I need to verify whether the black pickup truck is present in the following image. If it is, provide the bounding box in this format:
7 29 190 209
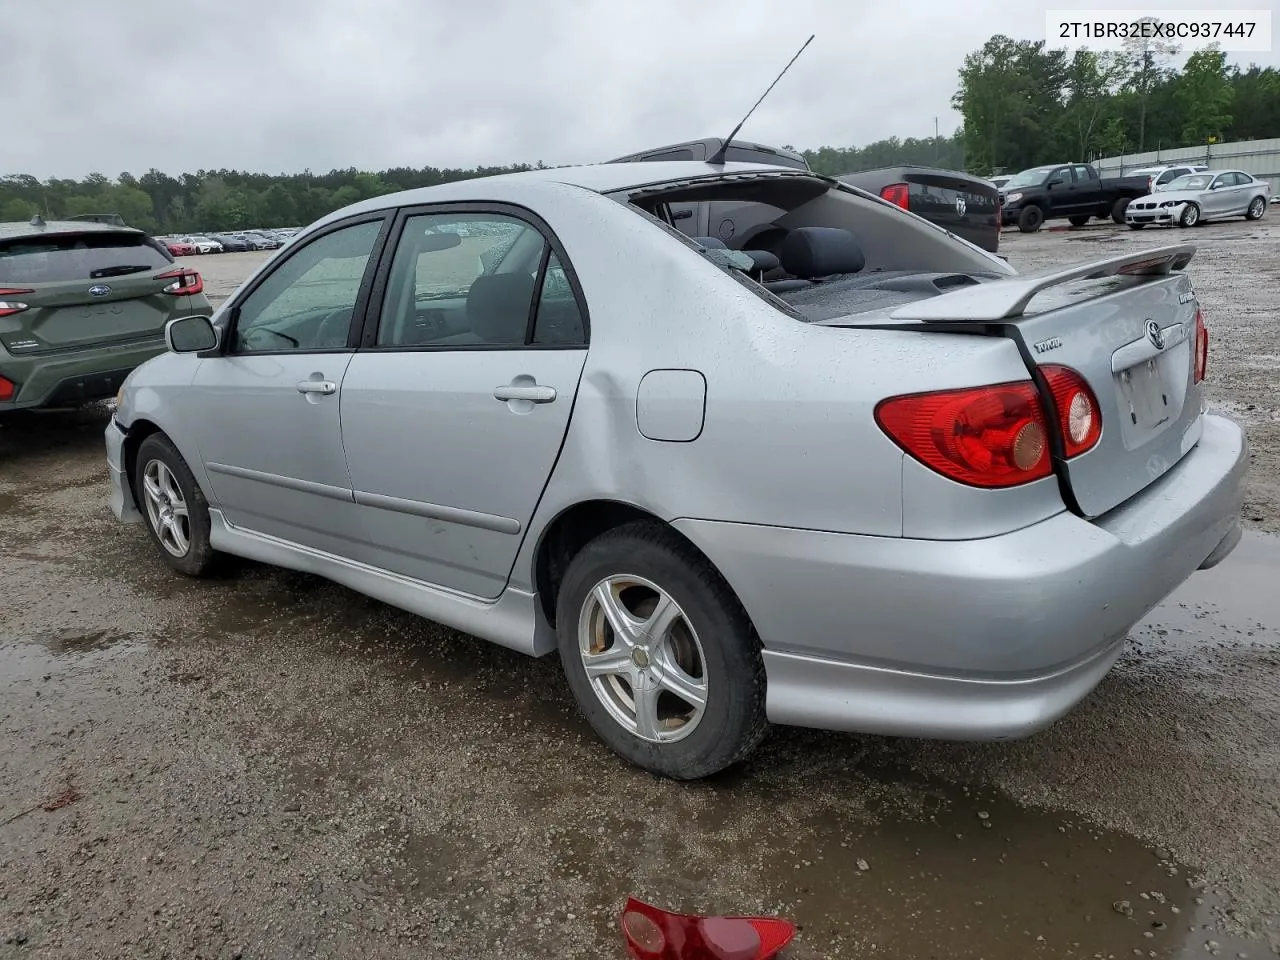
998 163 1152 232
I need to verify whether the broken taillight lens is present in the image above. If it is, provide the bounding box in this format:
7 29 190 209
620 898 796 960
1194 308 1208 384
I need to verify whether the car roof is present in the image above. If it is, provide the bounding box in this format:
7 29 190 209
0 219 143 241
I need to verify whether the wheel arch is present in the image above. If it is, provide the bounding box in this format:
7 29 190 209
531 499 746 633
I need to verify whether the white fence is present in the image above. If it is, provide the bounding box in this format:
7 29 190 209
1090 137 1280 193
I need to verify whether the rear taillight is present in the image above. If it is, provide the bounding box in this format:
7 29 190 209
620 898 795 960
0 375 15 401
875 381 1052 488
1194 308 1208 383
880 182 910 210
0 288 33 318
1041 365 1102 457
155 268 204 296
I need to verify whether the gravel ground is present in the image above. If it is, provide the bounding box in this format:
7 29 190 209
1 220 1278 960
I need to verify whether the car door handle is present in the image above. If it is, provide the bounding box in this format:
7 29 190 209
296 379 336 395
493 384 556 403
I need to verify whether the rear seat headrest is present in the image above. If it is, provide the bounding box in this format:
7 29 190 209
780 227 865 279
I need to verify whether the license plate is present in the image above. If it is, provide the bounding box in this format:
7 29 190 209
1118 359 1170 429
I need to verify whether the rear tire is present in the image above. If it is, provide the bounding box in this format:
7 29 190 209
1068 215 1090 227
1111 197 1131 224
134 433 219 577
1179 203 1201 228
1017 205 1044 232
555 521 768 780
1246 196 1266 220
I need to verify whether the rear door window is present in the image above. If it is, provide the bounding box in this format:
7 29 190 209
0 232 172 284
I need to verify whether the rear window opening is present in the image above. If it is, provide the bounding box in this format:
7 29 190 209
615 172 1012 322
0 232 173 285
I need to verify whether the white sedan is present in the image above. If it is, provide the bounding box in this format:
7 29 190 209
1125 169 1271 228
179 235 225 254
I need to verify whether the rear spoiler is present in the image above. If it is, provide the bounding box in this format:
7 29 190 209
889 243 1196 322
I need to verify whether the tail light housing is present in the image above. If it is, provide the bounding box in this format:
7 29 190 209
1041 365 1102 457
155 268 204 296
0 375 15 402
880 182 910 210
875 382 1052 488
0 288 33 318
1194 308 1208 383
620 898 795 960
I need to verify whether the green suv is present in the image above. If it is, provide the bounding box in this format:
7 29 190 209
0 217 212 415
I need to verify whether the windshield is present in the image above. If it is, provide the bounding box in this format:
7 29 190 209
1003 167 1057 189
0 232 172 283
1166 174 1212 192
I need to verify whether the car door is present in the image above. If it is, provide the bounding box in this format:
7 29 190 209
1203 173 1235 217
186 214 390 557
1044 167 1074 212
339 206 589 599
1222 172 1253 215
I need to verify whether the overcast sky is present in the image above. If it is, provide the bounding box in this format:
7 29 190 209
8 0 1277 180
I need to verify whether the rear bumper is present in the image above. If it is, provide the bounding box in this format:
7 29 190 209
0 338 166 412
672 413 1247 740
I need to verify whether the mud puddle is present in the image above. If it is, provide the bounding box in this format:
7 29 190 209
1131 531 1280 660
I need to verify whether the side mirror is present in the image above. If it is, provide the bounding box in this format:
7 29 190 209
166 314 218 353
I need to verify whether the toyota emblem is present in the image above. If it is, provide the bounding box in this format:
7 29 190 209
1145 318 1165 350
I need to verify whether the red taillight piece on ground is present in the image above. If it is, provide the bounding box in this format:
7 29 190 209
1040 365 1102 458
0 288 33 318
155 268 204 296
620 898 796 960
880 182 910 209
875 381 1053 488
0 375 15 401
1194 308 1208 383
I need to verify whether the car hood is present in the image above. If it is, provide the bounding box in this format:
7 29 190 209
1138 190 1199 203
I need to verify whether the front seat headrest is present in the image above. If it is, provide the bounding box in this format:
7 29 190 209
780 227 865 279
467 274 536 344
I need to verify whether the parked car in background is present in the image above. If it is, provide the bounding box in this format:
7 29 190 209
1124 169 1272 228
242 231 282 249
1128 164 1210 194
211 234 250 252
998 163 1152 231
837 166 1001 253
106 160 1242 781
0 217 211 416
179 235 224 254
163 238 197 257
989 175 1012 190
220 233 276 251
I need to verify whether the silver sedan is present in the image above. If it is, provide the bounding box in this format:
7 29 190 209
1125 168 1272 228
106 161 1246 779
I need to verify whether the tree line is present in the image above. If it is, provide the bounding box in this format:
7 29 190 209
3 32 1276 233
954 38 1278 175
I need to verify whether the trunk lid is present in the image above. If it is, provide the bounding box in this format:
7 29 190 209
0 230 183 353
849 245 1204 518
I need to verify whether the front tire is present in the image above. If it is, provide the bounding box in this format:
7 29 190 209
134 433 218 577
1111 197 1131 224
1017 205 1044 232
1128 223 1146 230
1246 196 1266 220
1179 203 1200 228
555 522 768 780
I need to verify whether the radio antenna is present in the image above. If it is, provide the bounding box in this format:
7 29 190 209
707 34 815 165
